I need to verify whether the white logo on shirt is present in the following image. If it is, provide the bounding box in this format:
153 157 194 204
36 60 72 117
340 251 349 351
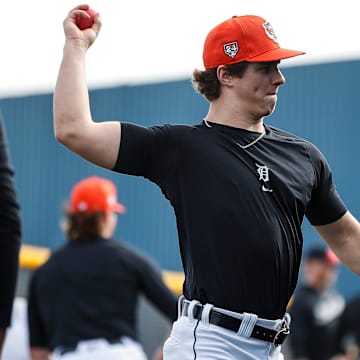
256 163 273 192
314 293 345 326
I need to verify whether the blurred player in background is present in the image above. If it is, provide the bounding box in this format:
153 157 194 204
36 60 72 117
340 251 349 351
0 116 21 358
288 245 345 360
331 291 360 360
27 176 178 360
52 5 360 359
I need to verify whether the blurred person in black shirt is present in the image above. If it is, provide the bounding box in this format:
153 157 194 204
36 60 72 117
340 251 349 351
0 117 21 358
331 292 360 360
289 245 345 360
27 176 178 360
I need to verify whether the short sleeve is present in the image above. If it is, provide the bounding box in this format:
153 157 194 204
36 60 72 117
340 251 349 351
113 123 177 184
305 145 347 226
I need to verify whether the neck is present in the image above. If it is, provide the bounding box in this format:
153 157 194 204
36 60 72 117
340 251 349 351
204 116 265 133
205 105 266 133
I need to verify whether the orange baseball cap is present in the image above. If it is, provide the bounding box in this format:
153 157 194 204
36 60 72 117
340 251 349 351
203 15 305 69
70 176 126 214
306 246 340 266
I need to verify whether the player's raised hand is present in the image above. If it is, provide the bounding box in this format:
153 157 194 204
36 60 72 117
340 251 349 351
63 4 101 49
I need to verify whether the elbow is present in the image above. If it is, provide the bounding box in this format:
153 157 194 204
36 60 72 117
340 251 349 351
53 113 68 145
54 128 75 149
54 126 70 146
53 114 81 148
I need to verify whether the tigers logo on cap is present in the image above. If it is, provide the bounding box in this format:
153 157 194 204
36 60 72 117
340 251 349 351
262 22 278 43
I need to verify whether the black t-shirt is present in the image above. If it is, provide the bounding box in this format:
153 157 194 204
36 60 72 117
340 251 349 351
114 121 346 319
333 293 360 355
0 119 21 328
28 238 178 350
289 285 345 360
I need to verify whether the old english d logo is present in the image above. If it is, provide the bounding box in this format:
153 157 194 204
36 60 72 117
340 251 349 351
255 163 273 193
224 42 239 59
262 22 278 43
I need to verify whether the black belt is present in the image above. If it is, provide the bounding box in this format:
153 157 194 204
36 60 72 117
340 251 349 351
56 337 123 355
181 300 289 346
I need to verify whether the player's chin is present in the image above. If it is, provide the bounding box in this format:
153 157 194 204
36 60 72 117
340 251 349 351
260 105 276 117
263 97 277 115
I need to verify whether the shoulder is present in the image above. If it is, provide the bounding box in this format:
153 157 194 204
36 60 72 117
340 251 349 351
105 239 149 260
119 123 203 156
113 240 161 271
116 240 156 261
30 244 68 278
267 125 313 147
151 123 205 141
123 122 200 133
268 125 327 162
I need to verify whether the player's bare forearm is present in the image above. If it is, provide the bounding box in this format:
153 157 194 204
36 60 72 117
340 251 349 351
53 41 91 143
54 6 121 170
30 347 51 360
315 211 360 275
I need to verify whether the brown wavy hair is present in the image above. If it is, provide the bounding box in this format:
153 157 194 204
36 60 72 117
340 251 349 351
192 62 249 101
61 208 105 241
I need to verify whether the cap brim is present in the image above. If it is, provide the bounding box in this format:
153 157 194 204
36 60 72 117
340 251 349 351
112 203 126 214
247 48 305 62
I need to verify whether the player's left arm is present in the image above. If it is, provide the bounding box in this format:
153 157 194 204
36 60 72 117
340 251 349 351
315 211 360 275
135 252 178 322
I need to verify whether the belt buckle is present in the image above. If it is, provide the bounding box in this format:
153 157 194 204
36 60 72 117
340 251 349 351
273 324 290 346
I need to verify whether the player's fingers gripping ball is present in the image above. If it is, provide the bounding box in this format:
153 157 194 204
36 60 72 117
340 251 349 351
76 8 97 30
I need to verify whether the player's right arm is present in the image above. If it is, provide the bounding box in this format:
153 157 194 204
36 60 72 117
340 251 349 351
53 4 121 170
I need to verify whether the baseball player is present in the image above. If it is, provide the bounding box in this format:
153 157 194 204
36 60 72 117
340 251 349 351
0 117 21 357
53 5 360 359
288 246 345 360
27 176 178 360
332 291 360 360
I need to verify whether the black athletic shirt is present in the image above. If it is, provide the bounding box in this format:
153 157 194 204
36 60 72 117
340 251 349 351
333 293 360 356
289 285 345 360
0 119 21 329
27 238 178 350
114 121 347 319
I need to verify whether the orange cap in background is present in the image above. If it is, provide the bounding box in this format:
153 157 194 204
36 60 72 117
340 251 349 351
203 15 305 69
306 246 340 267
70 176 126 214
325 248 340 266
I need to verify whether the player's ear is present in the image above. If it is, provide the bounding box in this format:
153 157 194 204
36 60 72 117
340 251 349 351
102 211 111 222
217 66 233 86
